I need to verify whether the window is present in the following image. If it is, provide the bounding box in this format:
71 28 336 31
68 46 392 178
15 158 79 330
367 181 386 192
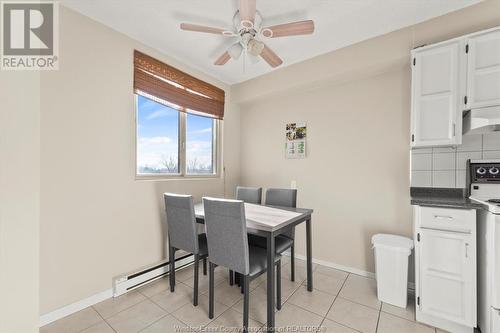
186 113 215 174
136 95 218 177
136 95 180 175
133 50 224 178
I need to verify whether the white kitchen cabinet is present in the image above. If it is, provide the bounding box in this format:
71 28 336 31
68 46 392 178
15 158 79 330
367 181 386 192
466 29 500 109
414 205 476 333
411 40 465 147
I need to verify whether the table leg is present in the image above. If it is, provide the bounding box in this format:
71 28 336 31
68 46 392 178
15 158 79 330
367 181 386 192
306 217 313 292
266 232 275 332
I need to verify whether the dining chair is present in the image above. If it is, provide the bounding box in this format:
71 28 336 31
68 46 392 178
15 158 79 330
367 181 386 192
231 186 262 286
236 186 262 204
250 188 298 281
203 197 282 332
164 193 208 306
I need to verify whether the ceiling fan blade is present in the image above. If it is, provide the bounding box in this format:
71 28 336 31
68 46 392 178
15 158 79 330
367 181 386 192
262 20 315 38
239 0 256 24
180 23 227 35
214 51 231 66
260 44 283 68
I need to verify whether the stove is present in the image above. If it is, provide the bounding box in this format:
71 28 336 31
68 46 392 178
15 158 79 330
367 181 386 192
468 160 500 214
470 160 500 333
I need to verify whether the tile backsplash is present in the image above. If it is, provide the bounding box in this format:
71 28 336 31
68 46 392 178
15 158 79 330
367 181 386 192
411 132 500 188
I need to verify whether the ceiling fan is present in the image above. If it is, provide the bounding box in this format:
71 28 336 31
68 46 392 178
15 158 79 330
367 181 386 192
179 0 315 68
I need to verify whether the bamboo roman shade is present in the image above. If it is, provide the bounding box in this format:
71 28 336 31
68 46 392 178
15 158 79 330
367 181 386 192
134 50 225 119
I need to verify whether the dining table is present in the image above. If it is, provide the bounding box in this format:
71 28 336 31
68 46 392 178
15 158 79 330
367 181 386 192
194 202 314 332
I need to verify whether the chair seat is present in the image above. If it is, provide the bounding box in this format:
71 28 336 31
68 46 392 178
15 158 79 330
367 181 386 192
248 234 294 254
248 245 281 277
197 233 209 255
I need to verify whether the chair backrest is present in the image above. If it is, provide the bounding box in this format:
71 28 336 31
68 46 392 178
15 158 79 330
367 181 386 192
265 188 298 239
164 193 199 254
265 188 297 208
236 186 262 204
203 197 249 275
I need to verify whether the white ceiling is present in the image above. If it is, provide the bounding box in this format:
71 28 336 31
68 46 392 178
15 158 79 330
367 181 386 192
62 0 481 85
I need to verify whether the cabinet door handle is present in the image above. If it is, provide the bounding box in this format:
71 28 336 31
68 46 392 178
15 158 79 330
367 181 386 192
453 123 456 137
434 215 453 220
465 243 469 258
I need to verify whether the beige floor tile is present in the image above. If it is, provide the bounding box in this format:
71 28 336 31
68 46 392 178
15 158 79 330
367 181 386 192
40 307 103 333
326 297 379 333
315 266 349 281
338 274 380 310
174 265 196 282
171 294 228 328
137 277 170 298
254 277 302 301
232 289 276 324
93 291 146 319
149 283 194 313
313 272 345 295
318 319 359 333
377 312 435 333
202 280 244 307
275 303 324 332
180 266 225 293
140 314 187 333
281 258 316 283
381 295 415 321
250 274 266 289
287 285 336 316
206 308 263 332
80 321 115 333
106 299 167 333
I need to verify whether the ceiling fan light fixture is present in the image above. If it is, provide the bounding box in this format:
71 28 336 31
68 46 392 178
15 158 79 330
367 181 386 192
261 28 273 38
228 43 243 60
247 39 264 56
240 19 254 29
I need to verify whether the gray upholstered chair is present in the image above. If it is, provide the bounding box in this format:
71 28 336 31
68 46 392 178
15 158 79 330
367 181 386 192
164 193 208 306
236 186 262 204
231 186 262 286
203 197 282 331
250 188 298 281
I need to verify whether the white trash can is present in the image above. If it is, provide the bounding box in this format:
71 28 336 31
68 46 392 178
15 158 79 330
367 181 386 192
372 234 414 308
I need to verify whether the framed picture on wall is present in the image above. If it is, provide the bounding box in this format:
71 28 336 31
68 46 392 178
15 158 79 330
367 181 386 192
285 122 306 159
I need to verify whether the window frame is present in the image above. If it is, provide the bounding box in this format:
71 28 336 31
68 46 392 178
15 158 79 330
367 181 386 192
134 94 221 180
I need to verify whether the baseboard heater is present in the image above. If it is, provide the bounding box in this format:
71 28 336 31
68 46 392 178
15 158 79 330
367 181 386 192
113 253 194 297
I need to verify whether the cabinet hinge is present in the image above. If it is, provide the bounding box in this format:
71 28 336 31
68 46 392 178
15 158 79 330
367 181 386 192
417 233 420 242
464 96 468 105
466 44 469 53
413 58 416 66
417 297 420 306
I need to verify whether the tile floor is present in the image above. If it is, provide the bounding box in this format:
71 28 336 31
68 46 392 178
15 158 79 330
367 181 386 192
41 257 443 333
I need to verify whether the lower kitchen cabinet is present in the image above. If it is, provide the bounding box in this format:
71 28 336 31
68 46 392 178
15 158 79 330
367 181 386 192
413 205 477 333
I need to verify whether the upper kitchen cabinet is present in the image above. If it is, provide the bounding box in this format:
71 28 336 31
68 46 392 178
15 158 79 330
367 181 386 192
411 40 465 147
466 29 500 110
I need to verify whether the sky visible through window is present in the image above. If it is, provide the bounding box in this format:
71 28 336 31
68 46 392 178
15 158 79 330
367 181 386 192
137 95 214 175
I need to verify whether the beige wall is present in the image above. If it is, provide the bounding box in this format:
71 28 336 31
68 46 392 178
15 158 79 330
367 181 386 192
233 0 500 273
39 7 240 314
0 71 40 332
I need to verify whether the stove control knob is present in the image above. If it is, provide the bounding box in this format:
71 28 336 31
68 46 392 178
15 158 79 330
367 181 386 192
477 167 487 175
489 167 499 175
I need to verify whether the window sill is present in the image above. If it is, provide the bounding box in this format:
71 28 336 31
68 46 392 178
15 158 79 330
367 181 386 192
135 174 221 181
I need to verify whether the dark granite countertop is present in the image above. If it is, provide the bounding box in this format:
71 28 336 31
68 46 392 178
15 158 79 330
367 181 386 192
410 187 485 210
